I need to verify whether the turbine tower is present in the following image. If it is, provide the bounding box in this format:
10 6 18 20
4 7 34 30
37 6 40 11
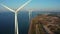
29 10 32 20
28 9 33 34
1 0 32 34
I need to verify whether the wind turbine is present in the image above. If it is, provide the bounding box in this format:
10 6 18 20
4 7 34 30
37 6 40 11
29 10 32 20
1 0 32 34
28 9 33 34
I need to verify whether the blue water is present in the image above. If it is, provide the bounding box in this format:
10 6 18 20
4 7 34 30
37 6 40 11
0 11 60 34
0 11 29 34
0 11 15 34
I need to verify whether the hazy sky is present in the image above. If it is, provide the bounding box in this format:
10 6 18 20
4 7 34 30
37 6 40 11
0 0 60 11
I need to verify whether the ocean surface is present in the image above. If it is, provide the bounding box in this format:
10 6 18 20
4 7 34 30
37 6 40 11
0 11 60 34
0 11 29 34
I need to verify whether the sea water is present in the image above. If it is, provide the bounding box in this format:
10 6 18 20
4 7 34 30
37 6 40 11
0 11 60 34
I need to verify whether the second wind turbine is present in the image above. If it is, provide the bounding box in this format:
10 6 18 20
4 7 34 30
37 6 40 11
1 0 32 34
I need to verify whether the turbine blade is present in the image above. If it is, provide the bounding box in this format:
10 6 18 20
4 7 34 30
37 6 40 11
16 0 32 12
1 4 15 13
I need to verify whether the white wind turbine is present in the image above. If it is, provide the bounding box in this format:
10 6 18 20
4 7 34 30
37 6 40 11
28 9 33 34
1 0 32 34
28 9 34 24
29 10 32 20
